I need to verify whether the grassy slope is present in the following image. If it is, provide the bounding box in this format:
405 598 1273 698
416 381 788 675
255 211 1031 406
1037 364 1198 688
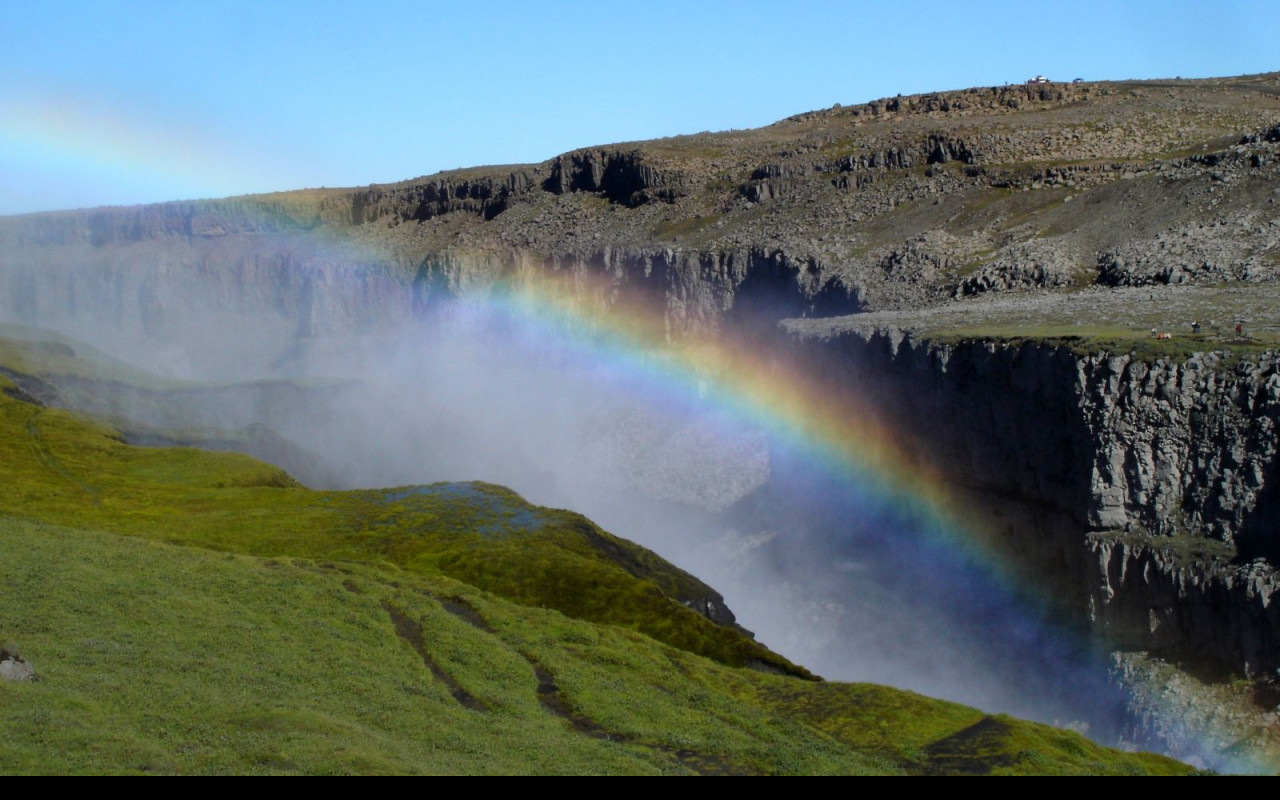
0 341 1194 774
0 518 1191 775
0 363 797 676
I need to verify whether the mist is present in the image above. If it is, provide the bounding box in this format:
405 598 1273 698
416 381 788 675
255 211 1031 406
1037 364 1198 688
1 287 1159 753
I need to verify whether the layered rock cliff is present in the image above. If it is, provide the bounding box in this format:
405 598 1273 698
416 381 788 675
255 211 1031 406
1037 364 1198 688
782 323 1280 680
6 75 1279 355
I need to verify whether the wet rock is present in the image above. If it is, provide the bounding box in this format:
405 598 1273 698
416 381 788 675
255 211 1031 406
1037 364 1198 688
786 326 1280 678
0 647 33 682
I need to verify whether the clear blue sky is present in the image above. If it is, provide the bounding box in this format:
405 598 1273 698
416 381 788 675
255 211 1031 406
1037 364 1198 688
2 0 1276 215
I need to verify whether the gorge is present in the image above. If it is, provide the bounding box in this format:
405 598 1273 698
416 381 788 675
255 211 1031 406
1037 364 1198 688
3 73 1280 771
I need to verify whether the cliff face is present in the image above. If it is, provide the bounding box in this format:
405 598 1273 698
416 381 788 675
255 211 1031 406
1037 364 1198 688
785 326 1280 678
0 217 863 373
7 75 1277 341
1078 351 1280 551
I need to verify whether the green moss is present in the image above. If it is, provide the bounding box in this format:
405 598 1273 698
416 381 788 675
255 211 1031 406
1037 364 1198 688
925 324 1278 364
0 357 803 676
0 517 1194 775
1087 528 1237 569
651 213 721 241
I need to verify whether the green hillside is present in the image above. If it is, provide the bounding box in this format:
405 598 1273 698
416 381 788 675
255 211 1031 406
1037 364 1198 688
0 334 1195 774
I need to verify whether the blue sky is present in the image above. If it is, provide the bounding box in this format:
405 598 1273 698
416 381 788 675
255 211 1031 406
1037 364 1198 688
2 0 1277 215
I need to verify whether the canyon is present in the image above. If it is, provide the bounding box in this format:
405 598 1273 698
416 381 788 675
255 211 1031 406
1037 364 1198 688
3 72 1280 768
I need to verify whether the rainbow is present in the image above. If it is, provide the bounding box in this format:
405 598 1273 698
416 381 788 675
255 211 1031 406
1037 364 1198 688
0 130 1267 765
473 270 1006 577
0 92 278 209
424 267 1273 773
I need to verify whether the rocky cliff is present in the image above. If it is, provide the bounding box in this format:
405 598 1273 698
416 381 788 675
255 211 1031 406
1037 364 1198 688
6 75 1279 353
781 322 1280 681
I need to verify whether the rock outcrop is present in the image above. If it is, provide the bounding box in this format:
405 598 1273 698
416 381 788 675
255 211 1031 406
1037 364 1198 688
544 148 687 206
785 325 1280 678
348 168 540 224
0 645 33 682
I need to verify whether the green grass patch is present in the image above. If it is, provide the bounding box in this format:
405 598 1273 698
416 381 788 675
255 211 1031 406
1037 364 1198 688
0 517 1194 774
0 360 801 676
1087 528 1238 569
925 324 1279 364
651 213 721 240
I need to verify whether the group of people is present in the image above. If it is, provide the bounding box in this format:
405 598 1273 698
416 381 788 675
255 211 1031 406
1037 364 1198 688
1149 320 1247 339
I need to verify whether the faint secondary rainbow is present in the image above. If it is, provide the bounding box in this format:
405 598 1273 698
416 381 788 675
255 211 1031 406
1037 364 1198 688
0 93 281 210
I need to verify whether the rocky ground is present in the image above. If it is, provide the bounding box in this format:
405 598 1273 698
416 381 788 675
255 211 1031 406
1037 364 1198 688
784 282 1280 343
